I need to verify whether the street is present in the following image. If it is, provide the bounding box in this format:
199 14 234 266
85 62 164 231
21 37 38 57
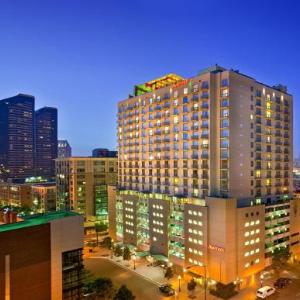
85 256 165 300
84 243 300 300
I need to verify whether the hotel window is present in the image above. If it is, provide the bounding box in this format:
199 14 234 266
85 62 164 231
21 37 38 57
183 96 189 104
221 109 229 118
221 119 229 128
221 79 229 87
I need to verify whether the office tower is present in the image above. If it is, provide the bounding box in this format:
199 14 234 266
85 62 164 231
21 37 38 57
92 148 117 158
110 66 300 284
35 107 58 178
0 94 35 180
58 139 72 158
56 157 117 224
0 211 84 300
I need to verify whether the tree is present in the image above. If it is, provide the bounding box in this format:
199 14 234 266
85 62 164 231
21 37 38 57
187 278 197 298
164 266 174 280
82 269 96 295
101 236 113 249
114 244 123 257
123 246 131 261
93 277 114 299
210 282 237 300
272 247 291 276
113 285 135 300
95 222 108 245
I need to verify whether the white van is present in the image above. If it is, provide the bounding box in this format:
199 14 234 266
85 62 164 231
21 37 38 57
256 286 276 298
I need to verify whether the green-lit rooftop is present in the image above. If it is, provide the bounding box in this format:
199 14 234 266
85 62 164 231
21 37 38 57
0 211 80 233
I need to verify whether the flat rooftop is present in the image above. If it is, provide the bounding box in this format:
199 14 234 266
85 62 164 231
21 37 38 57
0 211 80 233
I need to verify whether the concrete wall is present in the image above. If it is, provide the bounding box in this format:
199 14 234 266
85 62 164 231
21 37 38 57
50 215 84 300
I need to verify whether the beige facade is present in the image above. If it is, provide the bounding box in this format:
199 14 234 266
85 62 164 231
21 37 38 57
113 66 296 284
56 157 117 222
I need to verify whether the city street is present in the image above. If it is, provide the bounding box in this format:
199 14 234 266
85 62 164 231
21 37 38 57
84 249 214 300
85 256 165 300
84 245 300 300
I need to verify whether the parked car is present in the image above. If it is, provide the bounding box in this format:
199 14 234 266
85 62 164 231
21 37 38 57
274 277 292 289
256 286 276 298
159 284 175 296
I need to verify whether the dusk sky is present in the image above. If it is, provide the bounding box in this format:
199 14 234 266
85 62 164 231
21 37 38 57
0 0 299 156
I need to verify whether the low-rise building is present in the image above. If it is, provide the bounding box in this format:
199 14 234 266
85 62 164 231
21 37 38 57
0 211 84 300
0 182 56 213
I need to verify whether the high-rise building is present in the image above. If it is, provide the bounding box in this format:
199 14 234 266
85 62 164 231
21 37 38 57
56 157 117 224
0 94 35 180
58 139 72 158
110 66 300 284
0 211 84 300
35 107 58 178
92 148 117 158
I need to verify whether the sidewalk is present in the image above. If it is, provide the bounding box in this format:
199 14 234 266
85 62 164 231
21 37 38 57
87 245 218 299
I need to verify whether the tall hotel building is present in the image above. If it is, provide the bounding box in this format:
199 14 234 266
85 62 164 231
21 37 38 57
110 66 300 284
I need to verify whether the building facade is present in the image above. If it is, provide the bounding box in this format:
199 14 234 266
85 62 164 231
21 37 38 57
0 94 35 180
0 182 56 213
35 107 58 178
58 140 72 158
0 211 84 300
110 66 299 285
56 157 117 224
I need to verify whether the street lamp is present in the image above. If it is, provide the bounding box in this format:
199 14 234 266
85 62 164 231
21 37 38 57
110 239 114 259
132 254 136 270
183 268 187 279
260 274 264 287
203 265 207 300
178 275 181 292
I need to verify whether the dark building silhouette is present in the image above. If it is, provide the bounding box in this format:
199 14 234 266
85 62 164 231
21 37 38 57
0 94 35 180
35 107 58 178
58 140 72 158
92 148 117 158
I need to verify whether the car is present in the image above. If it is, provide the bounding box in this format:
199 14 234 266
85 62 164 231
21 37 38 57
159 284 175 296
256 286 276 298
274 277 292 289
